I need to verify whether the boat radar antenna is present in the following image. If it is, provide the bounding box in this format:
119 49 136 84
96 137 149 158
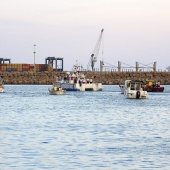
88 29 104 71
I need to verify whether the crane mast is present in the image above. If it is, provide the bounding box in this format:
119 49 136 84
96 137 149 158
88 29 104 71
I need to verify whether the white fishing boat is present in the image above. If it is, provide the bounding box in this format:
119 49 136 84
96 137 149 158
61 63 102 91
61 72 102 91
48 82 66 95
124 80 148 99
0 77 4 93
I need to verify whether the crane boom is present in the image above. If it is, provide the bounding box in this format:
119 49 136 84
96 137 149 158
88 29 104 71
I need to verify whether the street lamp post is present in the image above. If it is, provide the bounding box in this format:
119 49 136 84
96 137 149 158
33 44 36 74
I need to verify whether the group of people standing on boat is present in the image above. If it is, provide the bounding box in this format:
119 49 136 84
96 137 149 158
149 81 161 88
62 71 93 84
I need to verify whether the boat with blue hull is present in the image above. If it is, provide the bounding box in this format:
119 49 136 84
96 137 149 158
61 71 102 92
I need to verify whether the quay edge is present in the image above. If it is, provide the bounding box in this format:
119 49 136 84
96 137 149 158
0 71 170 85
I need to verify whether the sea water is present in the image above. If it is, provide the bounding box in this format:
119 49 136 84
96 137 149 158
0 85 170 170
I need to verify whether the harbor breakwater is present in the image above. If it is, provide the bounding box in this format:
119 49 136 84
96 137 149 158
1 71 170 85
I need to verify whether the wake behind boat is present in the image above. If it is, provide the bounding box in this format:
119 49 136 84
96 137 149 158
119 80 131 94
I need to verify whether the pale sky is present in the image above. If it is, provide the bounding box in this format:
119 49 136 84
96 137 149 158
0 0 170 71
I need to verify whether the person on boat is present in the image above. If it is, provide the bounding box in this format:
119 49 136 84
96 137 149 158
64 76 67 83
66 74 70 83
156 81 160 87
74 77 77 84
79 79 82 86
90 79 93 84
83 79 86 84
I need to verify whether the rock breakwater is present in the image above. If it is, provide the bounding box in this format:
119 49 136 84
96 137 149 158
0 71 170 85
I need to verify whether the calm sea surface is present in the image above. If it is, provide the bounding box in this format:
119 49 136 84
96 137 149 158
0 85 170 170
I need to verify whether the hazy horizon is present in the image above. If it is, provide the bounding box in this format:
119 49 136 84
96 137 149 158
0 0 170 71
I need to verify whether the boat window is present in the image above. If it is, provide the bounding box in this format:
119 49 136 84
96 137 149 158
131 84 135 90
135 83 140 90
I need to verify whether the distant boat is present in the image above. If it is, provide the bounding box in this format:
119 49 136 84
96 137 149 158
48 82 66 95
61 72 102 91
0 77 4 93
144 81 164 92
60 63 102 91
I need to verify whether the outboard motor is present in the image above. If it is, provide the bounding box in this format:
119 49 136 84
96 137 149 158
136 91 140 99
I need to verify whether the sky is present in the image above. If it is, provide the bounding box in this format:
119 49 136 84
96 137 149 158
0 0 170 71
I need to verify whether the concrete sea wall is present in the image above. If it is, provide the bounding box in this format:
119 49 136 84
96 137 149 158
1 71 170 85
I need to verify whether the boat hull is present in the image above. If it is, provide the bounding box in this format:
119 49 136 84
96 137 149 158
49 89 66 95
145 86 164 92
61 82 102 91
125 90 148 99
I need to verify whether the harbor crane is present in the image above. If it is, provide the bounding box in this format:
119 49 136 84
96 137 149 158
88 29 104 71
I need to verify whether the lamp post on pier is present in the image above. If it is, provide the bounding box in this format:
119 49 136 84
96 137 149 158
33 44 36 74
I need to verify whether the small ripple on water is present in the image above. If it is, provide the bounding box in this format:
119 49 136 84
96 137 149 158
1 85 170 169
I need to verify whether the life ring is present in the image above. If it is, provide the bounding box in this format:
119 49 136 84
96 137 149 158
136 91 140 99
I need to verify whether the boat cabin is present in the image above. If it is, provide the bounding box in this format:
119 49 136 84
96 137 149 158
128 81 145 91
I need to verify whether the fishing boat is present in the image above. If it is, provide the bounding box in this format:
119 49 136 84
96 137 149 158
61 72 102 91
124 80 148 99
60 63 102 91
144 81 164 92
48 82 66 95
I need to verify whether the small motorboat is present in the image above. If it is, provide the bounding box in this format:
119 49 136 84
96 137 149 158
144 81 164 92
0 85 4 93
0 77 4 93
48 82 66 95
124 80 148 99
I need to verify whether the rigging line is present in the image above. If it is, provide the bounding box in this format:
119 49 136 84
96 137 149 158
137 61 155 67
119 61 134 67
103 61 117 67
